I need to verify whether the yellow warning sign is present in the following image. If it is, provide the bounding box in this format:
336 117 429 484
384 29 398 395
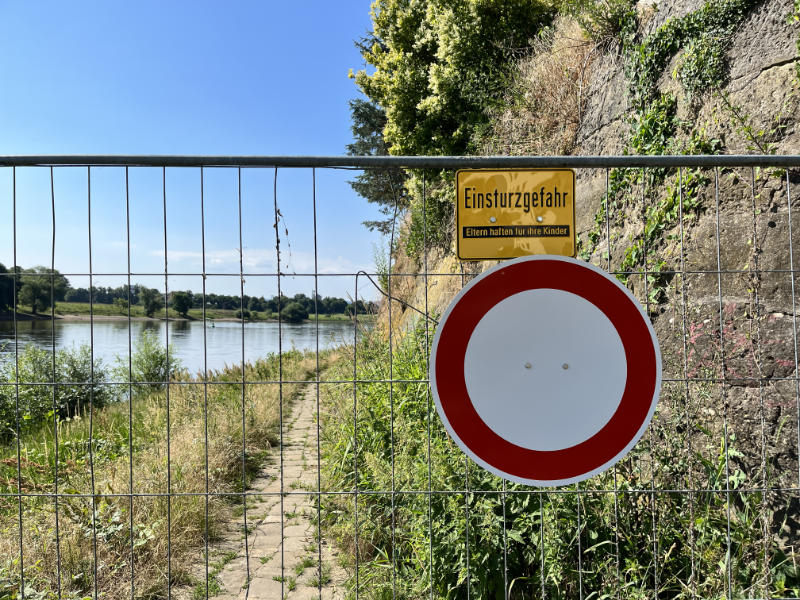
456 169 575 260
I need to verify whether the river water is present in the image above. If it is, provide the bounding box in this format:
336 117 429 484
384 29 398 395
0 319 357 374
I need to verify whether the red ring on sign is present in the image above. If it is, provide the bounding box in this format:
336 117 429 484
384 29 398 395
434 258 658 482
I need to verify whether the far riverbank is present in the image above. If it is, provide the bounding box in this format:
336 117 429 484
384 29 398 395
0 302 373 324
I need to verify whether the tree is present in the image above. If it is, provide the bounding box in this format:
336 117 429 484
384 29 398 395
0 263 13 312
170 291 192 318
113 298 129 312
138 286 164 318
18 267 69 314
292 293 314 314
346 300 369 317
322 296 348 315
281 301 308 323
353 0 552 156
248 297 267 312
346 99 408 233
65 287 90 303
349 0 553 252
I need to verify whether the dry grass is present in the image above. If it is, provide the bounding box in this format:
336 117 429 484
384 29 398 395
0 350 319 599
479 16 597 156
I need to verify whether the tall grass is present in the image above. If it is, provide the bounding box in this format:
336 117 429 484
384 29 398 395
321 321 800 600
0 340 319 599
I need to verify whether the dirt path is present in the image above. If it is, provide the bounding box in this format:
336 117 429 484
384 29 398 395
177 385 346 599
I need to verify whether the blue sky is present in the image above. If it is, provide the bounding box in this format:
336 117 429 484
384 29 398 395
0 1 385 300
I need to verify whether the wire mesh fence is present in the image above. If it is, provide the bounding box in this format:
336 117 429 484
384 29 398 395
0 155 799 600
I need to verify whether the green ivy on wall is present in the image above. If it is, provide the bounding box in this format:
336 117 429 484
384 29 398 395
581 0 761 304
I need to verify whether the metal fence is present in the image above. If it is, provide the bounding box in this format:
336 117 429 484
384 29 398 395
1 155 800 600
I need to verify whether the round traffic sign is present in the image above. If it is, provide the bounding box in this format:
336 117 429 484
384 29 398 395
430 255 661 486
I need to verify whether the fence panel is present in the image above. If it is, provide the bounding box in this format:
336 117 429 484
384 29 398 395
0 156 799 600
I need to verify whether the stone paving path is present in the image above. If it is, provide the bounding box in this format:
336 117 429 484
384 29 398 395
177 385 346 599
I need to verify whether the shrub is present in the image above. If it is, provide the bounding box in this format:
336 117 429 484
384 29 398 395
0 344 110 443
112 297 128 312
281 302 308 323
114 330 182 394
170 291 192 317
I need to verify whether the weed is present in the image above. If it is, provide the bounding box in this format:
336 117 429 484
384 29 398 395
675 35 728 98
190 551 237 599
307 562 332 587
581 0 760 292
294 555 315 576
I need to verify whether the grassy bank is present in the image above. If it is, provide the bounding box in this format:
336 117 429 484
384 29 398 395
0 343 322 599
2 302 366 323
320 322 800 600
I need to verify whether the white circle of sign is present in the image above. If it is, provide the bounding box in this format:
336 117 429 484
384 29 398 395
464 288 627 451
430 255 662 487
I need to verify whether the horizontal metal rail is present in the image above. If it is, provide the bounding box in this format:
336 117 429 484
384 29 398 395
0 154 799 168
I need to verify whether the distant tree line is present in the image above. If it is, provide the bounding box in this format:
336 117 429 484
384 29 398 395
0 263 376 321
0 264 69 315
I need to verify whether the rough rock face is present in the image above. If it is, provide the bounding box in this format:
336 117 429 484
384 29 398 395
576 0 798 156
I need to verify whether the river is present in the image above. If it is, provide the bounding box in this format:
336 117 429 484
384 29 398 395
0 318 358 374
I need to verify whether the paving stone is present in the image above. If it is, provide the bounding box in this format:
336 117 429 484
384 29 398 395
173 385 346 599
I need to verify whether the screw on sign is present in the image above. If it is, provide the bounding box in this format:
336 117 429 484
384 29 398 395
430 256 662 486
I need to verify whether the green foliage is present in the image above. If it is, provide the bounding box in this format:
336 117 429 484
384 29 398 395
403 177 454 258
138 287 164 318
583 0 756 298
114 330 182 394
622 128 721 281
170 291 192 317
629 93 680 155
372 241 391 293
112 297 128 312
675 35 728 98
281 301 309 323
18 267 68 315
349 0 553 253
624 0 760 112
347 99 408 235
234 308 252 320
559 0 636 44
584 125 721 303
717 89 794 158
0 344 110 442
322 322 800 599
0 264 14 312
795 0 800 80
355 0 553 157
